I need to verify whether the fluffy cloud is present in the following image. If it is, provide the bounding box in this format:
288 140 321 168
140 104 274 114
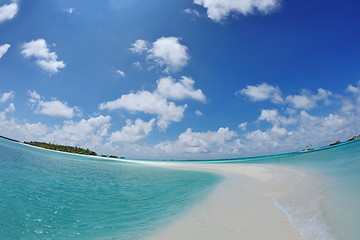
46 115 111 148
156 76 206 102
286 88 333 110
28 91 79 118
156 127 238 155
100 90 186 130
0 2 18 23
111 118 155 142
258 109 297 125
129 39 149 54
0 44 10 59
347 82 360 94
100 76 205 130
21 39 66 74
238 83 283 103
130 37 189 73
194 0 280 22
0 112 111 151
1 91 14 103
149 37 189 72
238 122 248 131
343 81 360 113
239 83 335 110
0 112 48 141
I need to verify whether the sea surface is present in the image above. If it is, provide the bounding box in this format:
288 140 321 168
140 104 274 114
1 138 360 239
0 139 220 239
217 139 360 240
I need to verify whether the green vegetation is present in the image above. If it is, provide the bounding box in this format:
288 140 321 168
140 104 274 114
0 135 20 143
24 141 97 156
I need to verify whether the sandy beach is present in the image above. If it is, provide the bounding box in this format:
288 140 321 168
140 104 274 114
135 161 315 240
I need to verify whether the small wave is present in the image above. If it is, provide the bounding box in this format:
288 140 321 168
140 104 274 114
272 196 336 240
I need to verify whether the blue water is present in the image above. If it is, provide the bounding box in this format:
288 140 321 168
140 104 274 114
150 140 360 240
1 138 360 239
233 140 360 240
0 139 220 239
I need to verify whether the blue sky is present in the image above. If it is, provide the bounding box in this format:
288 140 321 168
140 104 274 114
1 0 360 159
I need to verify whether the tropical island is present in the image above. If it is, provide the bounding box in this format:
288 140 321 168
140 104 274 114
24 141 98 156
0 136 122 158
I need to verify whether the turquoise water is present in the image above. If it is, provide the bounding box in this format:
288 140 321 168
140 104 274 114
1 138 360 239
231 140 360 240
153 139 360 240
0 139 220 239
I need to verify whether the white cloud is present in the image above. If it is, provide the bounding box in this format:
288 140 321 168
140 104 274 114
100 90 187 130
0 44 10 59
258 109 297 125
239 83 335 110
286 94 315 109
130 37 190 73
156 127 238 154
343 81 360 113
347 81 360 94
238 122 248 131
195 110 203 116
0 2 18 23
21 39 66 74
4 103 15 113
0 112 111 151
148 37 189 72
0 112 49 141
46 115 111 148
184 8 201 18
258 109 278 123
65 8 74 14
156 76 206 102
111 118 155 142
238 83 283 103
28 91 79 118
1 91 14 103
129 39 149 54
286 88 333 110
115 69 125 77
194 0 280 22
100 76 205 130
36 100 77 118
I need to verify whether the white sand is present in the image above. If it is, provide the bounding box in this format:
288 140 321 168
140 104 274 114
136 161 306 240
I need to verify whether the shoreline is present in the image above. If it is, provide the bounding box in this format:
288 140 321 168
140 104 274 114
2 135 359 163
1 138 335 239
139 161 328 240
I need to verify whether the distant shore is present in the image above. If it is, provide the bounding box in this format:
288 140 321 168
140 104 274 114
1 134 359 162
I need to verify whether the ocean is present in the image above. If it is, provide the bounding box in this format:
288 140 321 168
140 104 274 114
0 139 220 239
1 137 360 239
220 139 360 240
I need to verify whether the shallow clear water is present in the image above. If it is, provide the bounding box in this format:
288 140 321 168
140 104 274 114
228 140 360 240
0 139 220 239
1 138 360 240
161 139 360 240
